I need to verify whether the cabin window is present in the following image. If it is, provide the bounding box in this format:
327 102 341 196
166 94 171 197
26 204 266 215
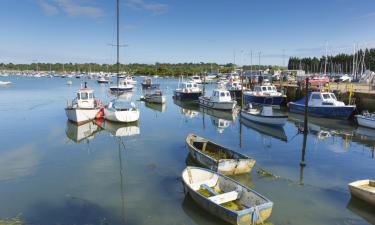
193 84 197 88
273 87 276 91
255 87 261 92
226 92 230 96
77 93 80 100
262 87 267 91
330 94 337 100
267 87 272 91
88 93 93 99
322 94 330 99
220 92 225 97
311 94 321 100
187 84 192 88
81 93 88 100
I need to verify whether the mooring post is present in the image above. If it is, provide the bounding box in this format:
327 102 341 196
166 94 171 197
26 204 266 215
301 77 309 167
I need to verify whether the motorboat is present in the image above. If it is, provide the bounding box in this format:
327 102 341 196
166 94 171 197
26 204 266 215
241 104 287 126
355 110 375 129
288 92 356 119
243 84 286 107
141 77 160 89
104 100 139 123
65 82 102 124
124 76 137 85
174 80 202 101
199 88 236 110
0 81 12 85
190 75 203 84
142 89 166 104
226 80 246 99
97 76 111 84
109 78 134 93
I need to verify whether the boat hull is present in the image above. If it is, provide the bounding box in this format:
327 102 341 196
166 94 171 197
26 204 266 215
229 90 242 99
145 95 166 104
182 167 273 225
240 110 287 126
199 97 236 110
349 180 375 206
289 102 356 119
104 108 140 123
174 91 202 101
244 94 285 107
109 87 133 92
186 134 255 175
356 115 375 129
141 83 160 89
65 108 99 124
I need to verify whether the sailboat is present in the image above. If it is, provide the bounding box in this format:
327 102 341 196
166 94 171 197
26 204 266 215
104 0 140 123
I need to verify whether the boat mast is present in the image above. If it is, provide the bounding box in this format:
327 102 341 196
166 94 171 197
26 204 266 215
324 41 327 76
116 0 120 97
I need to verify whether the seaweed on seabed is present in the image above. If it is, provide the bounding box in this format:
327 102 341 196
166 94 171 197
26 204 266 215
256 168 280 179
0 214 26 225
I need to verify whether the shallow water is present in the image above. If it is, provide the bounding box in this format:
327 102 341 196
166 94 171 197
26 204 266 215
0 76 374 225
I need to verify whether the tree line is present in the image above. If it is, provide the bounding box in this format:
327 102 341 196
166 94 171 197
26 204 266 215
288 48 375 74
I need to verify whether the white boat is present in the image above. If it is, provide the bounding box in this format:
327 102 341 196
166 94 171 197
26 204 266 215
109 79 134 93
67 80 73 85
355 111 375 129
241 104 287 126
104 100 139 123
190 75 203 84
182 167 273 225
348 180 375 205
97 76 111 84
65 83 102 124
0 81 12 85
124 76 137 85
243 84 286 107
174 80 202 101
142 89 166 104
226 80 246 99
199 88 236 110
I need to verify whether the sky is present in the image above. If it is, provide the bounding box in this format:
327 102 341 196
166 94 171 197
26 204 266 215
0 0 375 65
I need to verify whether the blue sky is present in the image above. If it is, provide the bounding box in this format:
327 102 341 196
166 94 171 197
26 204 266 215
0 0 375 65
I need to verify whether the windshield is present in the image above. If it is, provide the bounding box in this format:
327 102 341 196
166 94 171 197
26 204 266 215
330 94 337 100
81 92 88 100
322 94 330 99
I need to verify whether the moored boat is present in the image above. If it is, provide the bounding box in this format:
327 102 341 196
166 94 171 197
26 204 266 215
243 84 286 107
199 88 237 111
109 78 134 93
241 105 287 126
97 76 111 84
355 110 375 129
182 166 273 225
104 100 140 123
0 81 12 85
174 79 202 101
288 91 356 119
348 180 375 205
65 83 102 124
141 77 160 89
142 89 166 104
186 133 255 175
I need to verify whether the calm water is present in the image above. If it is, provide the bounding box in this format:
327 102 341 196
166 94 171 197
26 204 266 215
0 76 374 225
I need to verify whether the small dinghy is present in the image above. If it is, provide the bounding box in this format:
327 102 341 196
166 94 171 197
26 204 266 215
349 179 375 205
182 166 273 225
241 104 287 126
186 134 255 175
355 110 375 129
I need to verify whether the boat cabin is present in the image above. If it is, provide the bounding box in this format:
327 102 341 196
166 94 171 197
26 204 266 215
180 81 201 92
253 85 278 95
308 92 345 107
211 89 232 102
191 75 202 82
226 81 242 90
76 87 95 109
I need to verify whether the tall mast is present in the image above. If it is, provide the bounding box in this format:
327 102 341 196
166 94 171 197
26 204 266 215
116 0 120 95
324 41 327 75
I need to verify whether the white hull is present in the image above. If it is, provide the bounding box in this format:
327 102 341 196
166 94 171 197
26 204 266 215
356 115 375 129
65 108 99 124
241 110 287 126
199 97 236 110
0 81 12 85
104 108 140 123
145 95 166 104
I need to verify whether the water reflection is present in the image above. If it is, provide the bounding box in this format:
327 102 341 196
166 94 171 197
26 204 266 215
354 127 375 157
145 102 166 112
173 99 200 118
240 117 287 142
199 107 238 133
346 197 375 224
101 120 140 137
65 121 102 143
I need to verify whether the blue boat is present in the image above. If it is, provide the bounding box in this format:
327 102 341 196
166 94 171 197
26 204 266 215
173 81 202 101
243 84 286 107
288 92 356 119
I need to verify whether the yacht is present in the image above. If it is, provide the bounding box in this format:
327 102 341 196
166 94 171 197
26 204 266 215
65 82 102 124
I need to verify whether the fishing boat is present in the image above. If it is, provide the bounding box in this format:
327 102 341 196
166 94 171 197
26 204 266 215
226 80 246 99
141 77 160 89
186 134 255 175
0 81 12 85
124 76 137 85
142 89 166 104
355 110 375 129
182 166 273 225
97 76 111 84
288 92 356 119
104 0 140 123
241 104 287 126
199 88 237 110
190 75 203 84
65 82 102 124
109 78 134 93
174 79 203 101
348 180 375 205
243 84 286 107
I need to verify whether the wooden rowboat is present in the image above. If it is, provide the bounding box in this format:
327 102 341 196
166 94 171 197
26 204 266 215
186 134 255 175
182 167 273 225
348 179 375 205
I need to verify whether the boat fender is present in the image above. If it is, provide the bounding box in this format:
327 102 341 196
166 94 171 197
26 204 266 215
95 107 104 119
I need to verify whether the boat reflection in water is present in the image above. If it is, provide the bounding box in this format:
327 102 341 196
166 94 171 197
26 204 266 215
199 107 238 133
173 99 200 119
65 120 102 143
102 120 140 137
240 117 287 142
145 102 166 112
354 127 375 158
347 197 375 224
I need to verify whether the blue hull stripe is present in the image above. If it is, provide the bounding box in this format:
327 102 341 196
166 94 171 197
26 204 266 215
244 95 285 106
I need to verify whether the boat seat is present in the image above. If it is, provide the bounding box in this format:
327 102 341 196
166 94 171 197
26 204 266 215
190 177 217 191
208 191 239 205
200 184 218 196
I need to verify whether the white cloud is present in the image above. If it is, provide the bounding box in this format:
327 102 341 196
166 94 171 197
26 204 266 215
125 0 168 15
37 0 104 19
37 0 59 16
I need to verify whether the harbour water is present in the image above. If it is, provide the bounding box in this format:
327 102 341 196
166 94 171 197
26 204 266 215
0 76 374 225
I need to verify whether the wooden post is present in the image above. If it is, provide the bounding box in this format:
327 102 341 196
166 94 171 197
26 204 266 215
301 77 309 167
